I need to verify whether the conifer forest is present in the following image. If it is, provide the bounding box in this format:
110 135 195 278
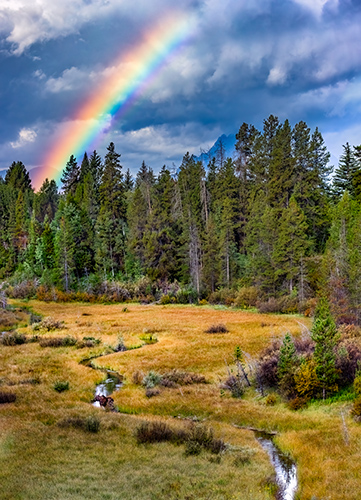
1 115 360 324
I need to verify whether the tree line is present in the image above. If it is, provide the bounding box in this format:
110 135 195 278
1 115 361 320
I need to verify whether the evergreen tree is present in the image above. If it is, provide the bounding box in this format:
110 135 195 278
143 166 180 280
177 153 205 292
5 161 32 192
95 143 126 276
272 197 309 294
333 143 357 198
124 168 134 192
277 332 298 398
311 298 339 399
34 178 59 223
61 155 80 197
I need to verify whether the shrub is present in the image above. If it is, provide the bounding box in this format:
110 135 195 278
294 360 320 400
0 391 16 404
351 397 361 422
354 370 361 395
233 448 254 466
33 317 64 331
132 370 145 385
145 388 160 398
114 334 127 352
161 369 207 386
234 287 259 309
265 393 277 406
205 323 228 334
58 416 86 430
77 336 101 349
184 439 202 456
62 336 78 347
220 375 244 398
142 371 162 389
288 396 308 411
1 332 27 346
139 333 158 344
186 424 225 454
39 336 77 348
208 288 236 306
135 421 174 444
336 337 361 387
7 279 38 299
159 294 172 305
257 296 299 314
198 299 208 306
0 309 18 328
53 381 69 392
176 287 198 304
85 415 100 433
256 340 281 388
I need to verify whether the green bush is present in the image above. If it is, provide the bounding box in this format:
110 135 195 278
53 381 69 392
85 415 100 433
142 370 162 389
184 439 202 456
265 393 277 406
234 287 259 309
351 396 361 421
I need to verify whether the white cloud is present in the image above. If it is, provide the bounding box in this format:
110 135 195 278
0 0 197 54
10 127 37 148
292 0 338 17
267 66 287 86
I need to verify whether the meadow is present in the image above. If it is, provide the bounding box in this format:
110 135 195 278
0 301 360 499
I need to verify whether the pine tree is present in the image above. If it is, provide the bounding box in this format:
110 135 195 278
95 143 126 277
311 298 339 399
277 332 298 398
177 153 205 292
142 167 180 281
333 143 357 198
5 161 32 192
61 155 80 197
272 197 309 294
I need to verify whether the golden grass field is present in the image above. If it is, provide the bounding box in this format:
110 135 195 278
0 300 360 499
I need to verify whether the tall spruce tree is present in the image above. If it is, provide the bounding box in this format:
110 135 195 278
333 143 357 198
61 155 80 197
95 143 126 277
311 298 339 399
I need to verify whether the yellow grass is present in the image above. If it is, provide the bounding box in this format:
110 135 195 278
1 300 360 499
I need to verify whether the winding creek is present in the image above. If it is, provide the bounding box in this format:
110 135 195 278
255 431 298 500
81 355 298 499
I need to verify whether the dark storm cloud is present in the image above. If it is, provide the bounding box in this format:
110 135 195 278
1 0 361 176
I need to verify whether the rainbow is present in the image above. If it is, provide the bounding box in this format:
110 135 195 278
33 12 192 190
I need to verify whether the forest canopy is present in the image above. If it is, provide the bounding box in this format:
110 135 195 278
1 116 361 322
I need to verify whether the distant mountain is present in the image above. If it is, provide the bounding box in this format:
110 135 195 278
0 169 7 179
195 134 236 166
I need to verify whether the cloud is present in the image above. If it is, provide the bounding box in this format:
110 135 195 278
0 0 197 54
10 127 37 148
291 0 337 17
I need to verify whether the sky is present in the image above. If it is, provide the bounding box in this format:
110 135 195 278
1 0 361 188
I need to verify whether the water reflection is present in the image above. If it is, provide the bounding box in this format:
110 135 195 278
93 372 122 407
255 431 297 500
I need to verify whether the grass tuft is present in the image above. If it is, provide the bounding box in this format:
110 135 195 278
205 323 228 334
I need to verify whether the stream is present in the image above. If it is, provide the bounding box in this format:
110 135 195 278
92 371 123 407
81 355 298 498
255 431 298 500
